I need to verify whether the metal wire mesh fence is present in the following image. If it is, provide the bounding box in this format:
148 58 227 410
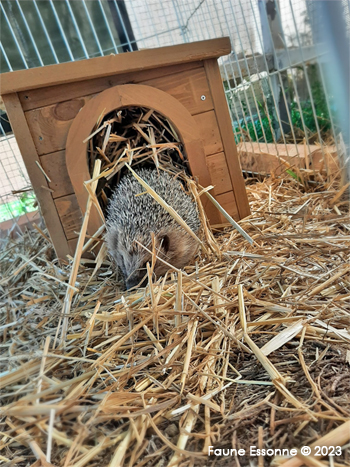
0 0 348 224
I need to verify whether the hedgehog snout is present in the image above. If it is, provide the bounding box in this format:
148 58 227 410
123 251 149 290
126 275 147 290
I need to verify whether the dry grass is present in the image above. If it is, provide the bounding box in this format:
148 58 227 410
1 165 349 467
86 106 189 216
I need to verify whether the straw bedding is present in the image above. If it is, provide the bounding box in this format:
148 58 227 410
1 161 350 467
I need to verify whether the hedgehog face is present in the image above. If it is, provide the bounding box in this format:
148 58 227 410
116 245 150 290
105 228 147 289
117 231 198 290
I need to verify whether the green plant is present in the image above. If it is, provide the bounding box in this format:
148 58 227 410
225 64 334 144
290 66 333 135
0 192 36 222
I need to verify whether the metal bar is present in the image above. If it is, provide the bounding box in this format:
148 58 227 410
220 54 269 80
314 0 350 181
210 1 225 37
277 46 326 68
317 61 342 164
221 74 253 150
14 0 44 66
182 0 201 42
237 0 278 152
271 2 312 156
0 124 33 228
287 0 327 170
203 2 251 153
81 0 104 56
307 1 342 174
202 0 216 38
263 1 311 161
97 0 119 53
0 42 13 71
214 35 253 141
64 0 89 59
172 0 188 43
251 0 298 164
143 2 161 47
126 0 142 47
0 1 29 69
219 47 324 81
216 0 251 151
161 4 178 45
33 0 59 64
227 1 261 145
258 0 289 144
189 0 250 150
48 0 74 61
230 0 270 148
203 0 252 148
110 0 134 52
0 126 29 183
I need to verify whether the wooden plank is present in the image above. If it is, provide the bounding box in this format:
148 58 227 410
1 38 231 94
25 96 93 156
68 238 78 257
206 152 233 194
239 142 302 174
54 194 82 240
68 237 96 259
40 150 74 199
19 62 202 112
25 75 212 157
2 93 69 259
204 59 251 219
142 67 213 115
238 142 339 174
193 111 223 156
67 237 95 259
216 191 239 222
24 72 213 157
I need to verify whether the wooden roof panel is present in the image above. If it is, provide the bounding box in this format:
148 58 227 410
0 38 231 94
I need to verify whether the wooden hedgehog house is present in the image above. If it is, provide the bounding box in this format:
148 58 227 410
1 38 250 259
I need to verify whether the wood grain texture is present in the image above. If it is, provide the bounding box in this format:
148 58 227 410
2 93 69 259
216 191 239 222
66 83 221 236
54 194 82 240
238 142 339 174
67 237 79 257
204 59 251 219
67 237 95 259
19 62 202 112
194 111 223 156
26 96 93 156
40 150 74 199
206 152 233 194
143 67 213 115
2 38 231 94
23 68 213 157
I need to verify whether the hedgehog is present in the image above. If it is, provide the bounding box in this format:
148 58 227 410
105 168 201 289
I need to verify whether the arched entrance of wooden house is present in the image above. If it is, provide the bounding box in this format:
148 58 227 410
66 84 221 238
